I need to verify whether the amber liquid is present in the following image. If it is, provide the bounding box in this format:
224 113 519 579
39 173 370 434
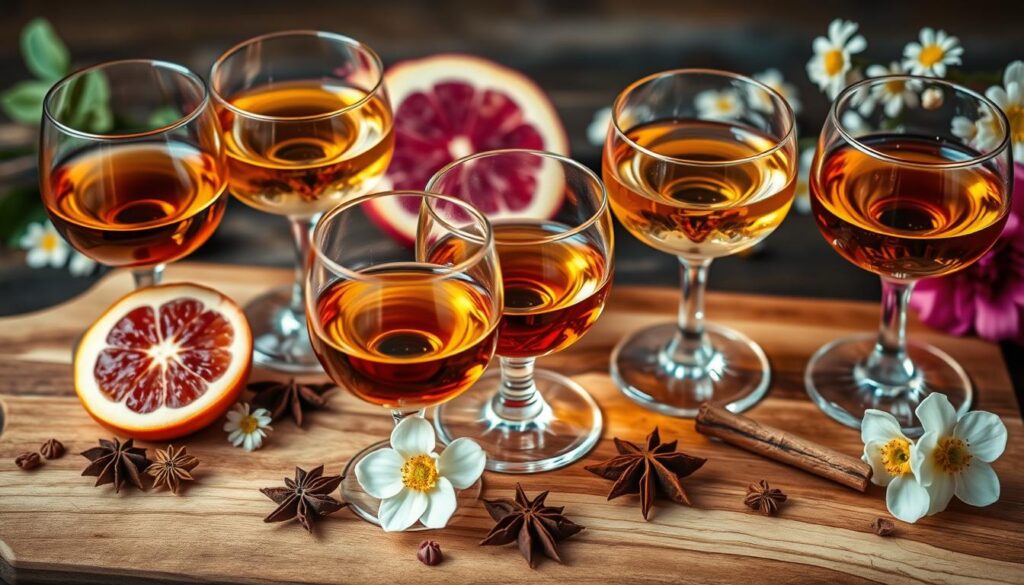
220 80 393 216
604 119 795 258
429 221 612 358
811 135 1009 279
43 142 227 267
310 266 499 410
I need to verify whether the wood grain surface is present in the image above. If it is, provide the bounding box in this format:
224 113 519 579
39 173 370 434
0 263 1021 585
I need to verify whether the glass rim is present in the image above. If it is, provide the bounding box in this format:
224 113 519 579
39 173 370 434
311 190 495 282
209 29 385 123
831 75 1012 170
425 148 609 246
42 59 209 141
610 67 796 167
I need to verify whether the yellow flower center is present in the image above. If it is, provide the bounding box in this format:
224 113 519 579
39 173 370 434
40 233 59 252
824 49 846 76
716 96 733 112
880 438 912 476
239 415 259 434
919 45 945 67
885 79 905 95
401 454 439 492
1005 104 1024 144
934 437 973 473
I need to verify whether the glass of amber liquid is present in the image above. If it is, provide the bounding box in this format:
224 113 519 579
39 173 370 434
603 69 797 417
40 60 228 288
307 190 501 523
426 150 614 473
210 31 394 373
807 76 1012 433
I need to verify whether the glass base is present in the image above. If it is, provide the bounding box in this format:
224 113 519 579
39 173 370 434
804 333 972 436
610 322 770 418
433 369 603 474
341 439 482 530
245 285 323 374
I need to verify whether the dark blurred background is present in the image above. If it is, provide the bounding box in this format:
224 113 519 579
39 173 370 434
0 0 1021 381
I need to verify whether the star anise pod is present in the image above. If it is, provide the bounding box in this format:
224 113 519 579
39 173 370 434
584 427 706 520
260 465 347 533
744 480 787 516
480 483 584 568
80 438 150 493
249 378 334 427
146 445 199 494
40 438 65 459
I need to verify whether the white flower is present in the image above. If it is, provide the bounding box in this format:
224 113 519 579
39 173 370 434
864 61 920 117
69 251 97 277
793 147 816 214
911 393 1006 516
224 402 273 451
841 110 870 137
19 221 69 269
807 19 867 99
750 68 802 115
903 28 963 77
984 60 1024 161
356 416 485 532
695 88 744 121
861 409 930 523
588 106 612 147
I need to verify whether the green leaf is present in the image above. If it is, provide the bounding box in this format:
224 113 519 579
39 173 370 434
50 71 112 133
0 80 50 124
148 105 181 129
20 18 69 82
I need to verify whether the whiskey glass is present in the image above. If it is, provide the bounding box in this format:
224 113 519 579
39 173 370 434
603 69 797 417
211 31 394 373
306 191 501 525
427 149 614 473
40 59 227 288
806 76 1012 433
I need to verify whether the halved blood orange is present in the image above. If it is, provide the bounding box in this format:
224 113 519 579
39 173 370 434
74 283 252 440
370 54 569 243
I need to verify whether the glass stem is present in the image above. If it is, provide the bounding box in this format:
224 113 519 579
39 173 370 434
665 256 715 368
132 264 164 289
863 278 918 390
492 356 547 422
288 217 314 316
391 409 426 426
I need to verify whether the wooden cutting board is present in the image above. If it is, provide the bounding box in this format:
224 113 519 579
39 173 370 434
1 263 1021 585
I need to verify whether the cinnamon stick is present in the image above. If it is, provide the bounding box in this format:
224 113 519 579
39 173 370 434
695 404 872 491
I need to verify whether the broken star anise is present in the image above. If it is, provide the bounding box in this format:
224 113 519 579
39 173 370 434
260 465 347 533
80 437 150 493
249 378 334 427
146 444 199 494
584 427 706 520
744 480 787 516
480 483 584 568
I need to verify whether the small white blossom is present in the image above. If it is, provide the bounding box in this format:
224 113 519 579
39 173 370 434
695 88 744 121
984 60 1024 161
807 19 867 99
750 68 802 115
224 402 273 451
861 409 930 523
19 221 69 269
903 28 963 77
864 61 920 117
587 106 612 147
69 251 97 277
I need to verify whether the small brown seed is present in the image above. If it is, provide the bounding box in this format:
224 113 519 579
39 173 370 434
417 540 443 566
40 438 65 459
871 517 896 536
15 452 42 470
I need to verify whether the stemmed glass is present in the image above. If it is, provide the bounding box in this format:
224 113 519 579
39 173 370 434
806 76 1012 433
210 31 394 373
427 149 615 473
306 190 502 524
602 69 797 417
40 59 228 289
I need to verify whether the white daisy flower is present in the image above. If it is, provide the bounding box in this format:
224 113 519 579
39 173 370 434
841 110 871 137
750 68 802 115
695 88 744 121
356 416 485 532
951 115 979 144
69 251 97 277
806 19 867 99
903 28 963 78
587 106 612 147
984 60 1024 161
861 409 931 523
224 402 273 451
864 61 920 117
19 221 69 269
793 146 816 215
911 393 1007 515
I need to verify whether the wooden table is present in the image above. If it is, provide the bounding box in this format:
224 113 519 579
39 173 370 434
1 263 1021 584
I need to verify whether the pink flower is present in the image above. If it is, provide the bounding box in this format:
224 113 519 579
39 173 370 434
911 164 1024 343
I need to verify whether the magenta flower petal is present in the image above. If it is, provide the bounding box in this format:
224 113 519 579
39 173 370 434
974 292 1021 341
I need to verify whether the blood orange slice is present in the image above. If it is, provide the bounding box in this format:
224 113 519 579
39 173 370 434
74 283 253 440
371 54 569 243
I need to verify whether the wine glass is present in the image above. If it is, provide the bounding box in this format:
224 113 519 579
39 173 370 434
210 30 394 373
306 190 501 525
40 59 228 289
806 76 1012 433
602 69 797 417
426 149 615 473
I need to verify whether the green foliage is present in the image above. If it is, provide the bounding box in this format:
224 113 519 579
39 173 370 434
20 18 69 82
0 80 51 123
